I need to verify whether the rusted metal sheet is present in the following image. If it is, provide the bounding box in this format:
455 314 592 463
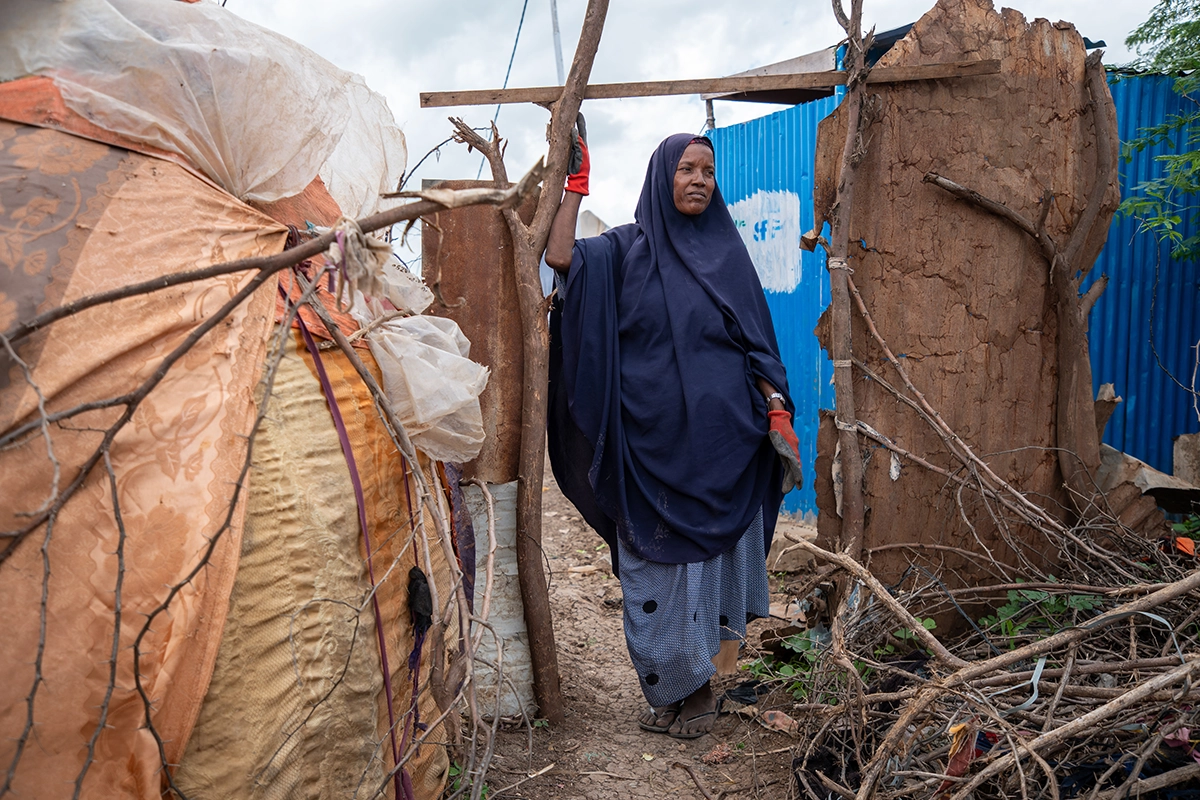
422 180 534 483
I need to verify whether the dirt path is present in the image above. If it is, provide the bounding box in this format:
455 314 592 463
484 470 808 799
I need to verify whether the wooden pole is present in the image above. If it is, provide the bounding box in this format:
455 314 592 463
451 0 610 725
420 60 1000 107
1051 51 1115 507
826 0 870 560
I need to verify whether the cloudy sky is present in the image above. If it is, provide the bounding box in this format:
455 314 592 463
228 0 1156 256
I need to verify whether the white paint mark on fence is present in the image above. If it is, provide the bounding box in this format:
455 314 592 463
727 190 802 293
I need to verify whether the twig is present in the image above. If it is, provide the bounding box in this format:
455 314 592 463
823 0 870 559
922 172 1053 257
1093 726 1169 800
855 567 1200 800
1091 762 1200 800
846 274 1067 535
2 167 545 349
973 656 1190 688
491 762 554 797
785 536 967 668
0 334 59 516
71 450 127 799
383 163 543 208
813 770 855 800
671 761 718 800
947 659 1200 800
2 495 55 796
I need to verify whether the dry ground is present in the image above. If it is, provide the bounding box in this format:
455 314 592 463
481 469 816 799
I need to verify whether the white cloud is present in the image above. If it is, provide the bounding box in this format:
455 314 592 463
226 0 1156 247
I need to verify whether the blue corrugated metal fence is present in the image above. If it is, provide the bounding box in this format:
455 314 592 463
709 92 842 517
1084 74 1199 472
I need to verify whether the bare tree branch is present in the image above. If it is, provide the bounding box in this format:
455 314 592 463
72 449 128 800
824 0 871 560
444 0 610 726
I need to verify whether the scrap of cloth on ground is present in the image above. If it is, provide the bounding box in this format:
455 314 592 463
548 132 790 701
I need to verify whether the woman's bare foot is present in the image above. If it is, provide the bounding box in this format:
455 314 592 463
667 682 721 739
637 702 682 733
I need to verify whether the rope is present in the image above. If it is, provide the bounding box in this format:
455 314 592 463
476 0 530 179
827 257 853 272
325 217 391 310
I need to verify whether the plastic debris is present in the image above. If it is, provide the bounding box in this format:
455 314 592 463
758 709 800 736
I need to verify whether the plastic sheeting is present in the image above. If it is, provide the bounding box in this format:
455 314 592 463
346 260 488 463
0 0 407 217
366 314 490 463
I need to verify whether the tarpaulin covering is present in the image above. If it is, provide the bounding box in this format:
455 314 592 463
0 0 407 217
176 335 452 800
0 119 286 797
0 118 453 798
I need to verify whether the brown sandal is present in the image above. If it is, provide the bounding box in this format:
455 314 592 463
667 697 724 740
637 702 682 733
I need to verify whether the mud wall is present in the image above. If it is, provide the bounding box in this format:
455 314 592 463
813 0 1119 589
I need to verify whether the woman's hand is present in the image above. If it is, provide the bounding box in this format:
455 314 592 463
768 410 803 493
565 114 590 196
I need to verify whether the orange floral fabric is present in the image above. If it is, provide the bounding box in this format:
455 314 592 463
0 76 219 191
276 266 372 349
0 120 287 798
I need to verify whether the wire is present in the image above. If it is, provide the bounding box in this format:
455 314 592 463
476 0 530 179
400 126 491 192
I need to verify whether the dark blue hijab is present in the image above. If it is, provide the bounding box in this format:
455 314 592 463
548 133 790 571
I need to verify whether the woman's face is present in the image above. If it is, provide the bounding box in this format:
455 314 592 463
672 143 715 215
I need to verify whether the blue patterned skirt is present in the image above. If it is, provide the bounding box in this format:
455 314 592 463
616 509 770 707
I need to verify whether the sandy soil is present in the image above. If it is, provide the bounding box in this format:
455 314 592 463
482 470 812 799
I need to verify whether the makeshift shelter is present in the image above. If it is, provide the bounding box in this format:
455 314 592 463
0 2 483 798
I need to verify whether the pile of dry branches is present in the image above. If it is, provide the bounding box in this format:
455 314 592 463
773 513 1200 800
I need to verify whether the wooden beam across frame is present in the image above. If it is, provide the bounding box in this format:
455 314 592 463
420 59 1000 108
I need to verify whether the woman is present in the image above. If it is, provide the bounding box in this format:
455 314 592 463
544 127 802 739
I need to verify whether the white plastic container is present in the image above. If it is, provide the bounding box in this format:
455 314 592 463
462 481 535 719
